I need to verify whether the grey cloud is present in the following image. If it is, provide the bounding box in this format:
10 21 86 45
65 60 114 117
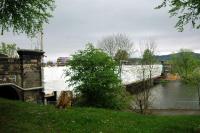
0 0 199 61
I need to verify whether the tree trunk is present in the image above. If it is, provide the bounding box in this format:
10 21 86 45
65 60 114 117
150 70 152 87
142 69 145 90
139 100 143 114
119 60 122 78
198 86 200 106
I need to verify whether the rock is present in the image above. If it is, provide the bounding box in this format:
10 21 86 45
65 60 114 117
56 91 73 109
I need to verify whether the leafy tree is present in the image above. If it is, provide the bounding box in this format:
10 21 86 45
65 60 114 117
171 49 200 105
0 42 19 58
141 44 157 83
114 49 129 78
141 49 157 65
0 0 55 36
171 49 199 79
66 44 130 110
155 0 200 31
114 49 129 63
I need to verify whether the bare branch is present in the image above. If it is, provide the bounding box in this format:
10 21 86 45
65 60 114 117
98 33 134 58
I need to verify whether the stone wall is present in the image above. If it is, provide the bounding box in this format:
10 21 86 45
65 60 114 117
0 50 44 102
0 57 21 86
23 89 44 103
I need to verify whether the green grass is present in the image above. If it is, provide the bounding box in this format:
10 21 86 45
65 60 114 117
0 98 200 133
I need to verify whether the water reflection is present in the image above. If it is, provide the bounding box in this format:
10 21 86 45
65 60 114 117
150 81 200 109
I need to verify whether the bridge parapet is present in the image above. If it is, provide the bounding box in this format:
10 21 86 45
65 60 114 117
121 65 163 85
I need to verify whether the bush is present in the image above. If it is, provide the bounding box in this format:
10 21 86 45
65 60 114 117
66 44 130 110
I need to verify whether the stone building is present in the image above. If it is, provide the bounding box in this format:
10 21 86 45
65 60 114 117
57 57 70 66
0 49 44 103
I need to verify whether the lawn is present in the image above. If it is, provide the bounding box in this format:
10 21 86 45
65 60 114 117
0 98 200 133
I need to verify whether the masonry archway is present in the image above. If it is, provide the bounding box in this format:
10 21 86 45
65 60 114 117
0 86 20 100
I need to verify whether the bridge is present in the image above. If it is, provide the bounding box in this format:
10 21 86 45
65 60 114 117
44 65 163 95
121 65 163 85
0 50 163 101
0 50 44 102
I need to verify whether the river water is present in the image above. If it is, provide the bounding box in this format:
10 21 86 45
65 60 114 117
150 81 200 109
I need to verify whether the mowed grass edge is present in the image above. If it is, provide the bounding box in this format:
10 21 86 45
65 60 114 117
0 98 200 133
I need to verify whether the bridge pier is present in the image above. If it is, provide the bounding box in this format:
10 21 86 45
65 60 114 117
125 77 160 94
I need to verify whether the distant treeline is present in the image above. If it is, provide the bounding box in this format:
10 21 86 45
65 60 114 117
155 52 200 62
127 52 200 64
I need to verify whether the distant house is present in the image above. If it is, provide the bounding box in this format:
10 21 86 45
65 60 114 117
57 57 70 66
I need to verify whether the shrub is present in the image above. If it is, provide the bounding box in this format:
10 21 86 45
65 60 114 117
66 44 130 110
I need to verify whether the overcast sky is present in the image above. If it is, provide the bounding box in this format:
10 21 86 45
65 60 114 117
0 0 200 61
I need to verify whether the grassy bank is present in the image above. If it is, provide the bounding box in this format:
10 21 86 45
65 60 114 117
0 98 200 133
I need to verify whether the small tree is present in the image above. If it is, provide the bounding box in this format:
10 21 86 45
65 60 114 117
66 44 130 110
114 49 129 78
134 41 157 114
114 49 129 63
0 42 19 58
142 48 157 85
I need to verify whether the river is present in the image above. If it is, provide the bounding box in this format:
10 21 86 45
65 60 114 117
150 81 200 109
